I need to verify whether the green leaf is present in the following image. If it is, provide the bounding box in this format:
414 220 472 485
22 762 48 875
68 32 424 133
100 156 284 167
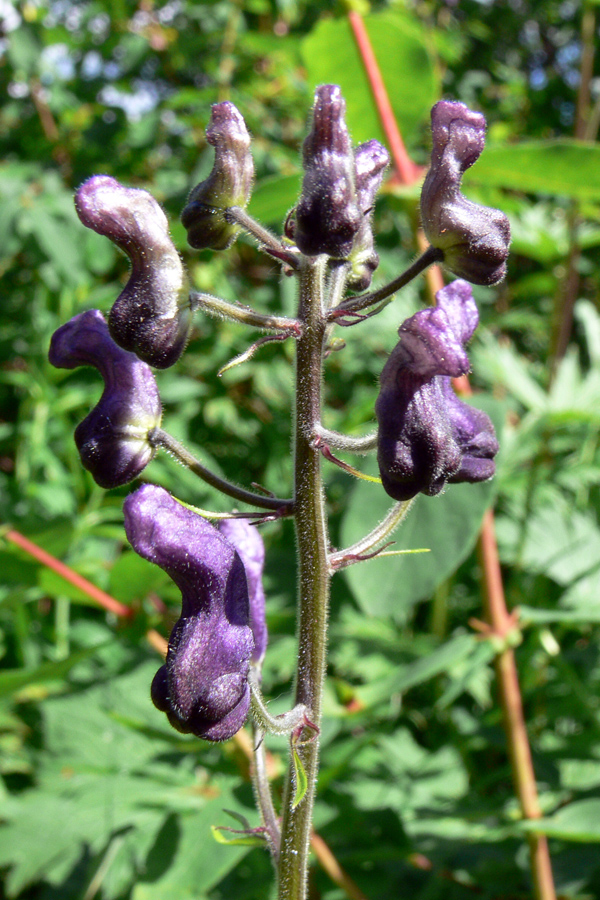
523 799 600 842
249 173 301 225
0 645 103 700
301 10 438 150
211 826 267 847
357 633 481 708
292 745 308 809
465 140 600 200
341 459 496 619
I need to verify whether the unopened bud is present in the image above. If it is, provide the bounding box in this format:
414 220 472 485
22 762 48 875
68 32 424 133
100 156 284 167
347 139 389 290
294 85 361 258
181 102 254 251
420 101 510 286
75 176 191 369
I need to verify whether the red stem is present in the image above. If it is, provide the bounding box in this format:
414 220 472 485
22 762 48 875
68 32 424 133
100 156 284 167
347 11 421 186
4 528 133 619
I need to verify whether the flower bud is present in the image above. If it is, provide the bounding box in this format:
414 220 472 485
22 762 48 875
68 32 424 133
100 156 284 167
420 101 510 286
376 280 497 500
219 518 267 665
124 485 254 741
75 176 191 369
49 310 161 489
294 85 361 258
347 140 389 291
181 102 254 251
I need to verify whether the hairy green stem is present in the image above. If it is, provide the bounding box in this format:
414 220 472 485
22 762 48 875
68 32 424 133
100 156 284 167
278 257 330 900
190 291 301 334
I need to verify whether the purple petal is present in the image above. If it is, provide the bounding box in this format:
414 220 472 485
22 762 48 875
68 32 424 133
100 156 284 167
420 101 511 286
76 176 191 368
124 485 254 741
49 309 161 488
376 280 498 500
219 518 267 664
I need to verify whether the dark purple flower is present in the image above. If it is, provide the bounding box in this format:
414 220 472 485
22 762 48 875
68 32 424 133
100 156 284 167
376 280 498 500
49 310 161 489
294 85 361 258
75 176 191 369
420 101 510 286
219 518 267 664
347 140 390 291
181 102 254 251
123 485 254 741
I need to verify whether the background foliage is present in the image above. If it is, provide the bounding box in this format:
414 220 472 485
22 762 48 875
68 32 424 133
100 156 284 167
2 1 600 898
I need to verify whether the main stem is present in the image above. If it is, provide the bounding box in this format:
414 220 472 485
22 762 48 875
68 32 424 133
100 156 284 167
278 257 330 900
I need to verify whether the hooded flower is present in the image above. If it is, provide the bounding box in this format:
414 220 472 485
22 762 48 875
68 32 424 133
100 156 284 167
181 101 254 251
293 85 361 258
75 176 191 369
420 101 510 286
219 518 267 665
376 280 498 501
347 139 390 291
49 309 161 489
123 485 254 741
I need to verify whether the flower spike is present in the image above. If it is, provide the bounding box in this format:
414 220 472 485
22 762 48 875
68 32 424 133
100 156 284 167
75 176 192 369
49 310 161 489
420 101 511 286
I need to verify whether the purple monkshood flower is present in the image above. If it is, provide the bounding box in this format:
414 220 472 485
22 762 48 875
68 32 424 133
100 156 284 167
347 139 390 291
219 518 267 665
420 101 511 286
181 101 254 251
293 85 361 259
75 176 191 369
376 280 498 501
49 310 161 489
124 485 255 741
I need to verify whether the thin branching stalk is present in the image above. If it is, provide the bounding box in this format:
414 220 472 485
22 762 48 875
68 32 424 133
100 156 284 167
149 428 294 514
191 291 301 334
329 246 441 320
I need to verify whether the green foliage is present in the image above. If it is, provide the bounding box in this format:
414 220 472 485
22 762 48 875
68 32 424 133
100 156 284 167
3 0 600 898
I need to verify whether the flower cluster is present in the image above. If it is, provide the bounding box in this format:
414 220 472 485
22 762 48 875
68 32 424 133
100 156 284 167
49 86 507 748
285 85 390 287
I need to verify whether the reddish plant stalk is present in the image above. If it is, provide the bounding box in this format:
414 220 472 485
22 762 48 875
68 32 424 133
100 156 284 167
349 13 556 900
4 528 132 618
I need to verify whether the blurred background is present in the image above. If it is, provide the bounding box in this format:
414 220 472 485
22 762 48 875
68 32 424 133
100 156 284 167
2 1 600 898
